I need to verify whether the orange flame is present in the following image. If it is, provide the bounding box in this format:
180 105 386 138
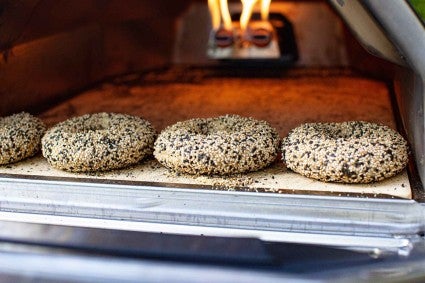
208 0 221 30
208 0 233 31
240 0 258 32
261 0 272 21
208 0 272 32
219 0 233 30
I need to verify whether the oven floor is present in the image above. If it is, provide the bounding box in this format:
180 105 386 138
0 68 412 198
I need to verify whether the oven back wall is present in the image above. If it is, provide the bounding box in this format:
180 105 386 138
0 0 395 116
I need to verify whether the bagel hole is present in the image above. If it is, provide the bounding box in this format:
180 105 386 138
206 121 234 134
80 122 108 133
323 125 364 140
195 121 232 135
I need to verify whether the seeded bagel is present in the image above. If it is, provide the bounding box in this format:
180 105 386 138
42 113 156 172
282 121 409 183
0 112 46 165
154 114 280 175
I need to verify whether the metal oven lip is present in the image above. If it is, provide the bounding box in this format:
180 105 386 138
0 172 409 199
0 174 423 253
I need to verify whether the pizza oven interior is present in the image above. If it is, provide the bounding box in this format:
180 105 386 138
0 0 425 251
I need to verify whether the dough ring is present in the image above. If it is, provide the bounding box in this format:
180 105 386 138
282 121 409 183
0 112 46 165
42 113 156 172
154 114 280 175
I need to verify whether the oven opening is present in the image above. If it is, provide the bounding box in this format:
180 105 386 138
0 0 424 249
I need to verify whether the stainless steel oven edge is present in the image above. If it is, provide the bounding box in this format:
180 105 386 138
361 0 425 188
0 176 423 254
329 0 425 195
